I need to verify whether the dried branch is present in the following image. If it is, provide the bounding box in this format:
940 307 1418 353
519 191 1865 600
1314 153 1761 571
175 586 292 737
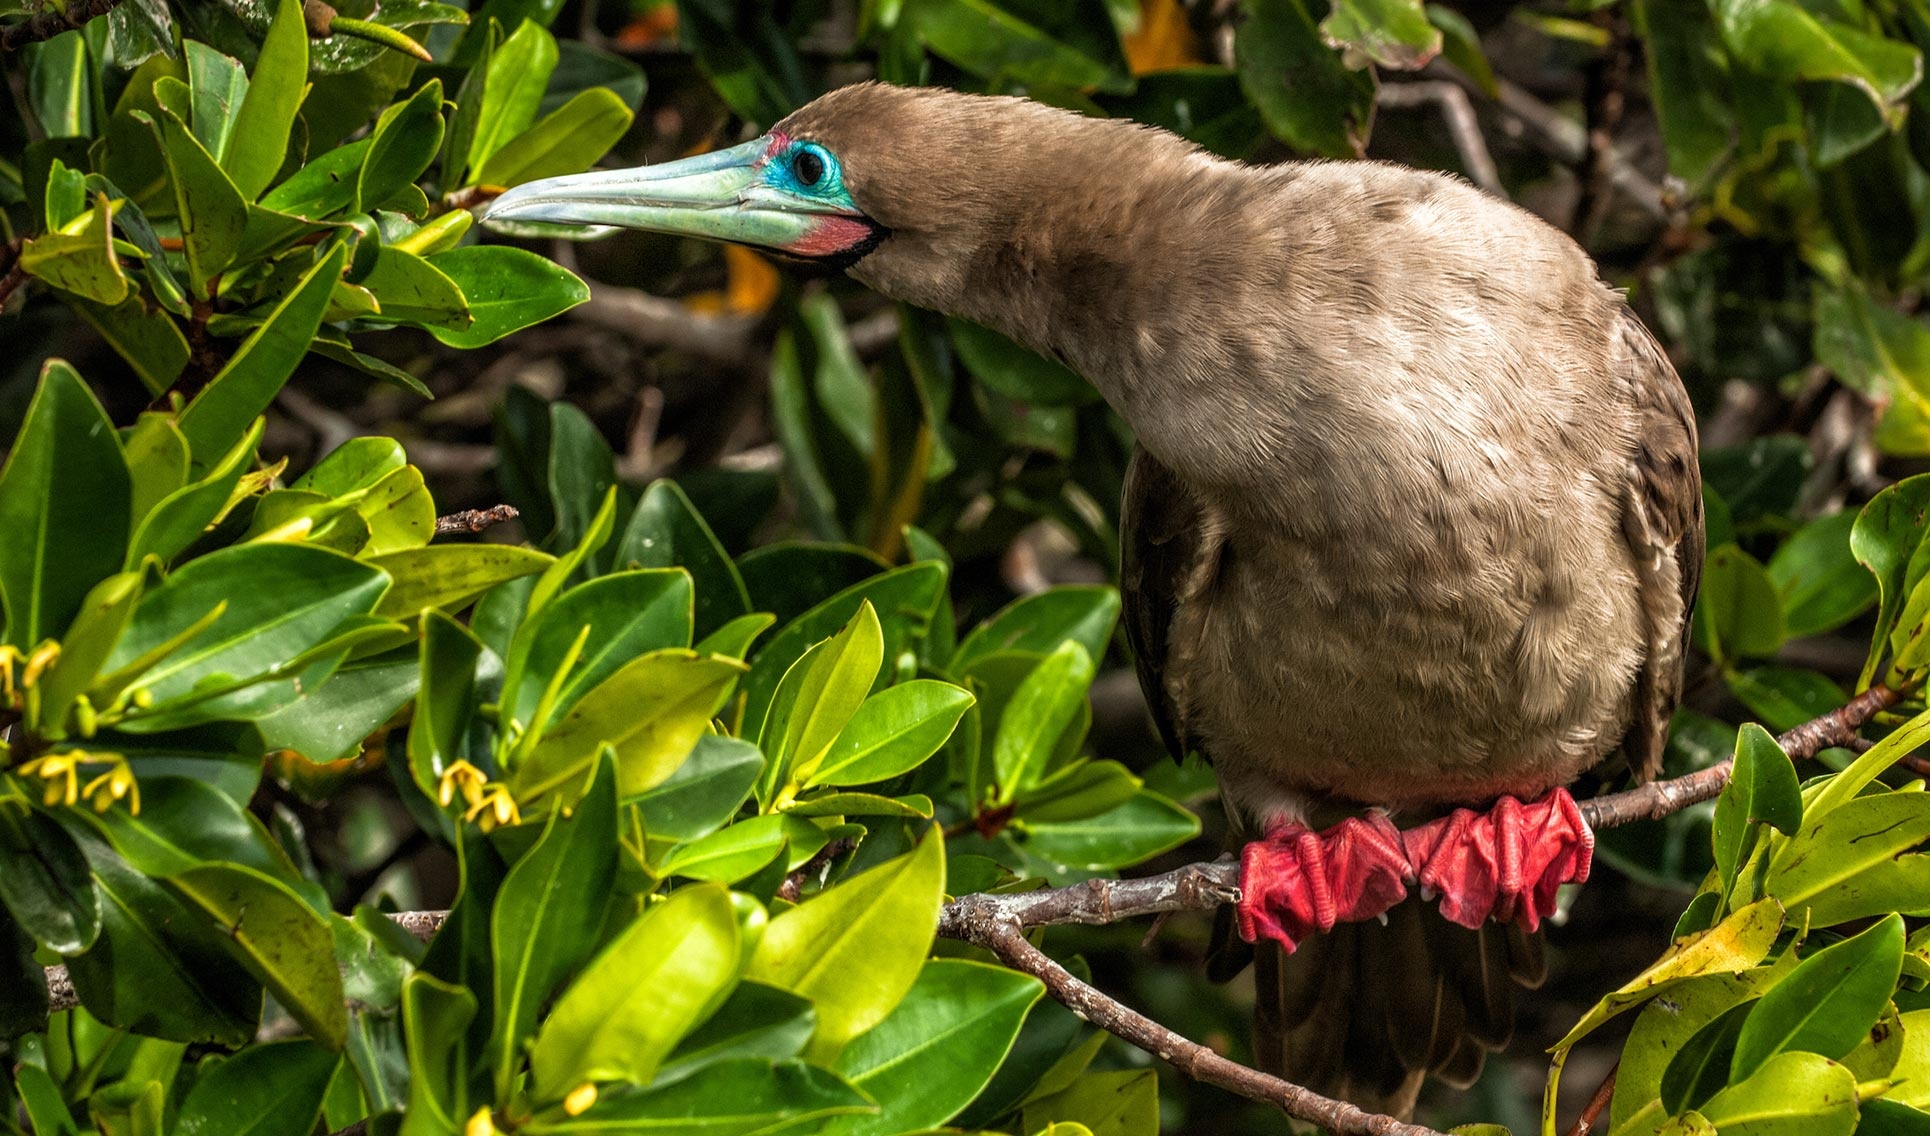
1565 1062 1617 1136
571 282 760 370
1 0 123 51
433 504 520 536
1377 81 1504 198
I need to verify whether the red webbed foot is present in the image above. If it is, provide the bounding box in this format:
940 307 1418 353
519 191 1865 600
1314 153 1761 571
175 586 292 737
1401 788 1593 932
1236 814 1410 951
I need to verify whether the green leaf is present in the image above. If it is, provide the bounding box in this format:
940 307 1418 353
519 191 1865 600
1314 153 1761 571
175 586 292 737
1712 723 1803 893
630 734 763 844
1814 289 1930 461
20 195 130 305
522 1058 870 1134
503 569 694 744
128 418 262 567
913 0 1127 94
1661 998 1756 1114
766 602 884 790
1801 705 1930 819
400 972 477 1136
168 862 347 1049
1765 792 1930 926
175 243 349 465
1613 968 1785 1132
1885 1009 1930 1108
1696 543 1786 663
223 0 308 200
371 544 555 620
466 19 558 178
491 753 618 1098
82 775 290 879
674 0 809 125
185 43 246 160
529 882 740 1099
656 813 789 883
359 79 445 214
0 360 131 650
1725 666 1848 734
1020 788 1199 871
513 649 747 802
1732 915 1903 1080
261 139 370 218
474 87 634 188
1714 0 1921 127
1767 510 1878 636
1023 1070 1158 1136
749 829 945 1062
174 1040 340 1136
822 959 1043 1136
1858 1099 1930 1136
143 100 248 293
659 981 815 1082
953 586 1120 673
426 245 589 348
104 542 389 729
359 246 470 331
71 296 191 394
1635 0 1732 191
1237 0 1375 158
28 33 92 138
616 479 751 642
994 642 1095 802
1698 1050 1858 1136
1553 897 1785 1051
1014 759 1141 824
807 680 974 788
406 611 485 805
948 318 1097 408
1320 0 1440 70
0 804 101 954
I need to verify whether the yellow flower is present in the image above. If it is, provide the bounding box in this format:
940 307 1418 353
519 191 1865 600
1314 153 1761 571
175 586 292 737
463 784 521 833
20 641 60 688
81 757 139 815
436 760 489 810
0 644 21 701
564 1082 598 1117
16 754 79 808
463 1108 497 1136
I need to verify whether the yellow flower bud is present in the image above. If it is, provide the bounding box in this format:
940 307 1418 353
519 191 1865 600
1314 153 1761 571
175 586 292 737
463 1108 496 1136
563 1082 597 1117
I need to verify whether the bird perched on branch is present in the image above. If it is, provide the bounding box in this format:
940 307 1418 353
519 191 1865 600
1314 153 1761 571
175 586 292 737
483 82 1702 1115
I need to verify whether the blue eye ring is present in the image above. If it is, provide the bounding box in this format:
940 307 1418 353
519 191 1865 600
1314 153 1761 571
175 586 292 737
793 143 827 187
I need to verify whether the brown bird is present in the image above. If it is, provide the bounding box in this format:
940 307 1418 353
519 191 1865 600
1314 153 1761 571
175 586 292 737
483 82 1703 1115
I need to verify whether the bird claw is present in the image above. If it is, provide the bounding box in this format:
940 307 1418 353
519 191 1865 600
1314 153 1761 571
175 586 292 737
1236 814 1410 951
1402 789 1593 933
1235 789 1594 949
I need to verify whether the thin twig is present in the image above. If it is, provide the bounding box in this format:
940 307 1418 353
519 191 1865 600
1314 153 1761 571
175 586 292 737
1 0 124 50
572 282 760 370
1377 81 1505 197
433 504 520 536
1564 1062 1618 1136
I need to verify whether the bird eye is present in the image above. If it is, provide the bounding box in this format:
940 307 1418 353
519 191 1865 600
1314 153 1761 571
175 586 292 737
793 146 826 188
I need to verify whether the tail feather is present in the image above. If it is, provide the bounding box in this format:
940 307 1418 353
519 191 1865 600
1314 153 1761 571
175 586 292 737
1229 894 1545 1118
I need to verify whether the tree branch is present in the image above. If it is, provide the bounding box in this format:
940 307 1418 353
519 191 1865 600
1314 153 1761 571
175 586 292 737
31 684 1911 1134
1 0 123 51
434 504 520 536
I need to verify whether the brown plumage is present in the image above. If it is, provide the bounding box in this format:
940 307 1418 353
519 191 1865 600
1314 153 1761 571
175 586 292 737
783 84 1701 1114
491 81 1704 1116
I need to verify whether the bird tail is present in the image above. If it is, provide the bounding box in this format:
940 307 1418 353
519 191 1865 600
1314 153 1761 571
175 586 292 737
1212 896 1546 1118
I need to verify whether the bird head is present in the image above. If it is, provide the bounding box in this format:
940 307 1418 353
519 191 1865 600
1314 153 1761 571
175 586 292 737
480 83 1119 308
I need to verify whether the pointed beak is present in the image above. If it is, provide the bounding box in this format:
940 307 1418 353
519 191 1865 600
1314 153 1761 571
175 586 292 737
480 137 866 253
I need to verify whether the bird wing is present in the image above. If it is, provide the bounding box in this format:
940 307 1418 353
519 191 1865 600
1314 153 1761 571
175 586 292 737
1120 446 1219 766
1615 307 1704 783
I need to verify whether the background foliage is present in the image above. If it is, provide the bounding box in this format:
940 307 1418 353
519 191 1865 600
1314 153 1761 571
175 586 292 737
8 0 1930 1133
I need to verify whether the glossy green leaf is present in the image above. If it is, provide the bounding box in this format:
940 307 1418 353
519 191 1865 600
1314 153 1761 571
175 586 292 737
175 243 349 465
168 862 347 1049
185 43 245 160
659 980 815 1082
1802 705 1930 818
359 79 445 214
1612 968 1785 1132
993 642 1095 802
529 882 740 1099
174 1040 339 1136
952 586 1120 673
748 829 945 1062
1714 0 1921 126
1237 0 1375 158
1014 759 1141 824
1661 998 1756 1114
0 360 130 650
767 602 883 789
407 612 485 805
475 87 633 187
1767 509 1877 636
82 775 289 879
1698 1050 1857 1136
1713 723 1803 893
913 0 1126 94
808 680 974 788
0 906 47 1043
491 754 617 1097
1853 479 1930 685
630 734 763 844
616 480 752 642
522 1058 870 1134
223 0 307 200
822 959 1042 1136
29 32 92 138
657 813 788 882
1858 1099 1930 1136
105 542 389 728
1021 788 1198 870
1023 1069 1158 1136
427 245 589 347
516 649 746 802
72 296 191 394
503 569 694 741
400 972 477 1136
20 195 129 305
1320 0 1440 69
466 19 558 177
1766 792 1930 926
261 139 370 218
128 417 262 567
1697 543 1786 663
0 804 101 954
371 545 554 619
360 246 471 331
1732 915 1903 1079
1725 666 1848 734
144 100 247 292
738 544 889 630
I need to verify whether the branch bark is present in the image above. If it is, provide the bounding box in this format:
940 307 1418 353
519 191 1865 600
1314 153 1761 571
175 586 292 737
1 0 123 51
433 504 520 536
31 683 1911 1135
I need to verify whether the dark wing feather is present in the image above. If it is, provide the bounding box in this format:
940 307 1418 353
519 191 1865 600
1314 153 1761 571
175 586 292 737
1615 308 1704 782
1120 446 1212 764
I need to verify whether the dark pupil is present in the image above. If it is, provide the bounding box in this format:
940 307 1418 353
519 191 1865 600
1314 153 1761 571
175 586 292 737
794 149 825 187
